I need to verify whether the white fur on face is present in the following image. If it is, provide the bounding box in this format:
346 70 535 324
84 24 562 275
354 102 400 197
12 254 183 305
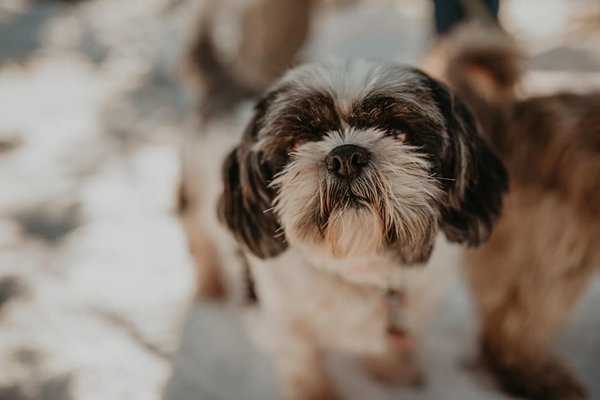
271 128 443 262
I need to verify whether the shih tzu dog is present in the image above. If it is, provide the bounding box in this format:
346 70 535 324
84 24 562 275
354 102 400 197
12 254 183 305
426 25 600 400
181 59 508 399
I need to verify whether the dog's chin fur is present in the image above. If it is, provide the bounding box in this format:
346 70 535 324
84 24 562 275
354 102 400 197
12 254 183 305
323 206 384 259
272 128 442 262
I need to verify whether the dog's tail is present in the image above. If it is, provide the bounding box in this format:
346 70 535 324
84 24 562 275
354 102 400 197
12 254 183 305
425 24 523 142
445 26 521 103
184 8 256 121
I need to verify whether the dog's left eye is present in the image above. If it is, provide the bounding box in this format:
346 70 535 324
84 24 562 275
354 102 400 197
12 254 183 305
390 127 408 143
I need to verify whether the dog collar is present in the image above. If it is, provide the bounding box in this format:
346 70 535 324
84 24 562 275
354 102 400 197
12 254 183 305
383 288 412 346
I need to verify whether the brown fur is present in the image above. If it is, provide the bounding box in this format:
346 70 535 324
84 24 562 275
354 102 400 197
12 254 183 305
429 24 600 399
467 185 598 399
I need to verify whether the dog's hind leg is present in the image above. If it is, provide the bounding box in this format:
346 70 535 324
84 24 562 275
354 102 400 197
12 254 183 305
478 297 588 400
466 191 597 400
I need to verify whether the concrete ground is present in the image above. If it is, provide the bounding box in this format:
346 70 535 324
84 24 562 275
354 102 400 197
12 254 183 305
0 1 598 399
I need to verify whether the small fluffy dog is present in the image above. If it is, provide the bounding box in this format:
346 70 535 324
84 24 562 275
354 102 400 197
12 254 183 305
180 59 508 399
427 26 600 400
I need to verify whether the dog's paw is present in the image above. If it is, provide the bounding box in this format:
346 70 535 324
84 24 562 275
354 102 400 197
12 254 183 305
486 352 586 400
537 361 586 400
196 264 226 299
363 357 426 388
513 361 584 400
362 345 426 388
282 377 341 400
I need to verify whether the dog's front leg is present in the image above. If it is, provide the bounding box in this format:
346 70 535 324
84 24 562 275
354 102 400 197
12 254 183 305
274 335 338 400
362 334 425 387
246 310 338 400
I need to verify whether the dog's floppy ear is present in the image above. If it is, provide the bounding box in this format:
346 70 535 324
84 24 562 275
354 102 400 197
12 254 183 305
218 93 287 258
429 77 508 246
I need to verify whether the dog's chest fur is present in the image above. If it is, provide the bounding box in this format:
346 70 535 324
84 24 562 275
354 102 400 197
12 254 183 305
246 236 459 354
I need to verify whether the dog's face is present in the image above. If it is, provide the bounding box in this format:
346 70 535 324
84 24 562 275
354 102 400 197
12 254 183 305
220 60 507 263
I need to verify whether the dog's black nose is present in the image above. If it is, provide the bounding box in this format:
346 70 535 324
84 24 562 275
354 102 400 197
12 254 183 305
325 144 371 177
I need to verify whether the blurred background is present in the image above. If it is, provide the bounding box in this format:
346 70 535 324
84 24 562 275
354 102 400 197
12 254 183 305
0 0 598 399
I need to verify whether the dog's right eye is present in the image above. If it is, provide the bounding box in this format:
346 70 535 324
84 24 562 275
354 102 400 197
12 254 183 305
291 136 310 150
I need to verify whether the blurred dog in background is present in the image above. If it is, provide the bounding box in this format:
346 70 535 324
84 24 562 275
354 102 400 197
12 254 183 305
183 0 315 120
427 24 600 400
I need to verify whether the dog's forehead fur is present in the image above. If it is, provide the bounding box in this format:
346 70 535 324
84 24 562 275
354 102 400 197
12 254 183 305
258 60 447 142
